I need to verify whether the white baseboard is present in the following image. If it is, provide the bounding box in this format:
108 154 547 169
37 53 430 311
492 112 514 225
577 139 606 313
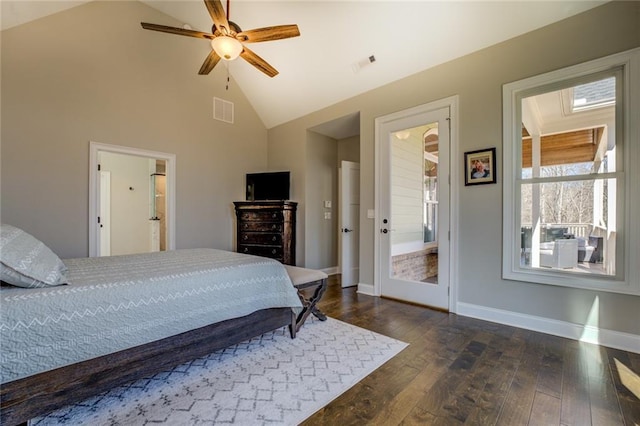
321 266 339 276
457 302 639 354
357 283 376 296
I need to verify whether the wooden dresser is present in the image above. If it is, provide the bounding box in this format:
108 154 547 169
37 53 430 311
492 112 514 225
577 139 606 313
233 201 297 265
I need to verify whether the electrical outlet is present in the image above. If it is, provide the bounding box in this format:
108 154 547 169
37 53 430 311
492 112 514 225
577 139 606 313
324 212 332 220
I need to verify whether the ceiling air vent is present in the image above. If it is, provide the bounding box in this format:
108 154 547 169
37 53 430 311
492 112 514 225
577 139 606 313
213 97 234 124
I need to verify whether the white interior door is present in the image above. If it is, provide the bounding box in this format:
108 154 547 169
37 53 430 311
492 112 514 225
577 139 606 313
98 171 111 256
377 105 451 310
339 161 360 287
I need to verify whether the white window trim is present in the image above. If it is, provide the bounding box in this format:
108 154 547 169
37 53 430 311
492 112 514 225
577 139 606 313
502 48 640 295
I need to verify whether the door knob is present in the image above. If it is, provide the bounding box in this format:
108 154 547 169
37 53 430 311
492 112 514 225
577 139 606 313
342 228 353 233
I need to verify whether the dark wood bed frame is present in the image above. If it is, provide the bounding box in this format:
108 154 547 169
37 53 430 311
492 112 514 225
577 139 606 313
0 307 296 426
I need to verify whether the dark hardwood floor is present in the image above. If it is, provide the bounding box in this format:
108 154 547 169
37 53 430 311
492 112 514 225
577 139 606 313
302 275 640 425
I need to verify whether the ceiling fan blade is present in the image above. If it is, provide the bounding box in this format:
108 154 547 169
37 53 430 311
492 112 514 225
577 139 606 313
240 46 278 78
199 50 222 75
141 22 214 40
204 0 232 35
237 25 300 43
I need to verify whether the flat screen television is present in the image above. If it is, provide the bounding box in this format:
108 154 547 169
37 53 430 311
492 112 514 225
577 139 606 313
246 171 290 201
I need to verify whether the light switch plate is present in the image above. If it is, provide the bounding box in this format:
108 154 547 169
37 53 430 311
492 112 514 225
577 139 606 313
367 209 375 219
324 200 332 208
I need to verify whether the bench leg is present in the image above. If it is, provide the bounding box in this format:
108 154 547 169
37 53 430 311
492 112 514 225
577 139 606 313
295 278 328 332
289 311 297 339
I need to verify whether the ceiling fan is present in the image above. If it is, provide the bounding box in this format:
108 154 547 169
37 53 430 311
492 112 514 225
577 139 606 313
141 0 300 77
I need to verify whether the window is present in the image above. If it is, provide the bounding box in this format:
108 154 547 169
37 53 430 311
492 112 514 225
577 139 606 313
572 77 616 112
390 124 439 253
502 48 639 295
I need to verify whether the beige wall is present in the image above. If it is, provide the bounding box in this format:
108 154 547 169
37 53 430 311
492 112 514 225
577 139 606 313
1 1 268 258
338 135 360 164
267 1 640 335
266 124 308 265
305 131 338 270
302 133 360 270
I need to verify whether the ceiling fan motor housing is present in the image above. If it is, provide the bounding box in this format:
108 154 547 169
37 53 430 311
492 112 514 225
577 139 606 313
213 21 242 37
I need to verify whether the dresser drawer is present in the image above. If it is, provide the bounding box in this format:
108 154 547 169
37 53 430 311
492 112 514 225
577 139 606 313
241 222 283 232
239 210 283 222
239 245 283 260
240 232 282 245
234 201 296 266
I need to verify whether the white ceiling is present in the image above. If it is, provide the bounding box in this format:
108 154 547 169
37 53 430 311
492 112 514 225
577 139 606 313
1 1 606 134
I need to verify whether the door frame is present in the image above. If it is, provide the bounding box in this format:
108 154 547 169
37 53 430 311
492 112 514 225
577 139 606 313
373 96 460 313
89 141 176 257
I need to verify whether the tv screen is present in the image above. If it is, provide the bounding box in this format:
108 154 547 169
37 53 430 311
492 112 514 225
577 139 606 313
246 171 290 201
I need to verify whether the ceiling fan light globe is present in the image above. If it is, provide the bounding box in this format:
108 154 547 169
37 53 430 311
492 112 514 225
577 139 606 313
211 36 243 61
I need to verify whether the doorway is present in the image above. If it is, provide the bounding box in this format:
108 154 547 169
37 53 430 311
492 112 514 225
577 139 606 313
89 142 176 257
375 98 458 311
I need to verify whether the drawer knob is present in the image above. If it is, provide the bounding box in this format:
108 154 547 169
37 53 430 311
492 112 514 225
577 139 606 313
243 247 249 253
272 236 277 241
272 249 277 254
243 235 248 240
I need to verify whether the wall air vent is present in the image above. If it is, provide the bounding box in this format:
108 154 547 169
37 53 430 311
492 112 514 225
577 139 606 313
213 97 234 124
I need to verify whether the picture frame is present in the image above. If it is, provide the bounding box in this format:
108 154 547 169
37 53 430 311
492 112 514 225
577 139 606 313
464 148 496 186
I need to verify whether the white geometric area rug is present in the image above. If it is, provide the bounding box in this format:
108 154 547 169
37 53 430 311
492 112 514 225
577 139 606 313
31 317 408 426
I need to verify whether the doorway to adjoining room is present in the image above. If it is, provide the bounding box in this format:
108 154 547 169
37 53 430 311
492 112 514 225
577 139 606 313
89 142 176 257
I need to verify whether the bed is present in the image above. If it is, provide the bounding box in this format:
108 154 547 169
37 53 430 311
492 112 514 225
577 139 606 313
0 224 303 426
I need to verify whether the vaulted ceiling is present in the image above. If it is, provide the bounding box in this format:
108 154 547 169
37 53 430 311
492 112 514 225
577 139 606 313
1 1 607 131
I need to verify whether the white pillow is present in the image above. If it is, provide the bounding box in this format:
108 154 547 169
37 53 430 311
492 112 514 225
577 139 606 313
0 224 68 288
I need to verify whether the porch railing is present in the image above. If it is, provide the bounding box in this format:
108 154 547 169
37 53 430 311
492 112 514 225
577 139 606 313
521 223 592 240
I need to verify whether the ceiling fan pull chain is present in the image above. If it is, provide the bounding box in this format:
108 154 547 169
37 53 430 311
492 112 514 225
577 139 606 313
226 65 230 91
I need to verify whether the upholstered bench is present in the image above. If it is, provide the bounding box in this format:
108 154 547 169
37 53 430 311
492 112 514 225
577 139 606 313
284 265 328 332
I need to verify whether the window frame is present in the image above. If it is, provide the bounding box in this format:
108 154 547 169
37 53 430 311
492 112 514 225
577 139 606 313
502 48 640 295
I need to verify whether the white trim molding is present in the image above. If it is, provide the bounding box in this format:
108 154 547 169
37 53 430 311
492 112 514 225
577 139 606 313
357 283 376 296
321 266 340 276
457 302 639 354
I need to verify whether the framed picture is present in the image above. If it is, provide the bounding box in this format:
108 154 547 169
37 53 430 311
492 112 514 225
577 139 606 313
464 148 496 186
